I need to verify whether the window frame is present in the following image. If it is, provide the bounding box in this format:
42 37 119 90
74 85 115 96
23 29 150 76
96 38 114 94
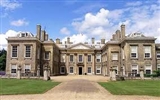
87 67 92 74
87 55 92 62
130 46 138 58
24 64 31 73
157 64 160 71
11 45 18 58
69 67 74 74
78 54 83 62
70 55 74 62
131 64 138 74
96 66 101 74
60 66 65 74
25 45 31 58
144 46 151 58
112 53 118 61
11 64 17 74
145 64 152 74
96 54 101 62
44 51 50 60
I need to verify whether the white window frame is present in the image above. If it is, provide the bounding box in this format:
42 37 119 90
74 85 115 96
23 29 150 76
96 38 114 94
112 66 118 75
60 66 65 74
11 64 17 75
96 66 101 74
88 55 92 62
11 45 18 58
112 53 118 60
69 67 74 74
145 64 152 74
61 54 65 62
87 67 92 74
130 46 138 58
25 45 31 58
69 55 74 62
144 46 151 58
157 64 160 71
78 54 83 62
96 54 101 62
131 64 138 74
24 64 31 73
157 52 160 59
44 51 50 60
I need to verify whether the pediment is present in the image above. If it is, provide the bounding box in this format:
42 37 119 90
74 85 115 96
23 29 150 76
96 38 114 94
68 43 93 50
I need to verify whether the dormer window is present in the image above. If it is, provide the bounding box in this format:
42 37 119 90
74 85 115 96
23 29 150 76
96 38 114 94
21 33 26 37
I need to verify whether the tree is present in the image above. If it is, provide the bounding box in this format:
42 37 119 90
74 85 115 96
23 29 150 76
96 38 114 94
0 49 7 71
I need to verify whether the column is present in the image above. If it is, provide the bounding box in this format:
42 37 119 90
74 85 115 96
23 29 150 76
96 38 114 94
74 53 77 75
43 67 48 81
17 66 21 79
92 54 95 75
37 67 40 78
140 68 144 80
66 54 69 74
84 53 87 75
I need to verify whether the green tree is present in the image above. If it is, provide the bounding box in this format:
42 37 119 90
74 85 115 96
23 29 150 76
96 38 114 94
0 49 7 71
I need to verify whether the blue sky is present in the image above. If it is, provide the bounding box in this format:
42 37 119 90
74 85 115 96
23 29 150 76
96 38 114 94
0 0 160 49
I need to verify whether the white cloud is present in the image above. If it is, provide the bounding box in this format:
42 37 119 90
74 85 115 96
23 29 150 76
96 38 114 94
0 0 21 10
10 18 29 26
60 27 70 35
0 30 18 50
125 1 142 7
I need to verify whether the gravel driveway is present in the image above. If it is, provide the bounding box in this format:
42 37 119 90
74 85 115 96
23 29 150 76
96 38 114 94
1 76 160 100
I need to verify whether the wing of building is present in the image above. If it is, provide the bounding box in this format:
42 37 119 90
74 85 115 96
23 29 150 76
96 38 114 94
5 24 160 76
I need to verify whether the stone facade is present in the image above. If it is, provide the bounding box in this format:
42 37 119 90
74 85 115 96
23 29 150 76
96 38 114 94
5 24 160 76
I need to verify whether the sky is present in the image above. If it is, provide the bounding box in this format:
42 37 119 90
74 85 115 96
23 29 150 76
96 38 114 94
0 0 160 49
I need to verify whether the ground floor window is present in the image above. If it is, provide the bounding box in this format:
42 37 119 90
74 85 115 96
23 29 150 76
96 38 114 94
157 64 160 71
96 67 101 74
88 67 91 74
11 64 17 74
60 66 65 74
145 65 152 74
112 66 118 74
24 64 31 73
70 67 73 73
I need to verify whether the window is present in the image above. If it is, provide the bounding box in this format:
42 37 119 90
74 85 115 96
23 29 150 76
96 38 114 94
70 55 73 62
79 55 83 62
44 51 50 60
131 65 138 75
112 53 118 60
96 67 101 74
61 54 65 62
88 67 91 73
96 54 101 62
144 46 151 58
145 65 152 74
12 46 17 57
130 46 138 58
157 52 160 59
157 64 160 71
24 64 31 73
88 55 92 62
60 66 65 74
70 67 73 73
11 64 17 74
25 46 31 57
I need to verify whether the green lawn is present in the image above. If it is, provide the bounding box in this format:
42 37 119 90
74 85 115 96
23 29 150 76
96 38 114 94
0 78 60 95
99 80 160 96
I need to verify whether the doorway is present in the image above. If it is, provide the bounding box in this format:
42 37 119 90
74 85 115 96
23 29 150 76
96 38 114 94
79 67 82 75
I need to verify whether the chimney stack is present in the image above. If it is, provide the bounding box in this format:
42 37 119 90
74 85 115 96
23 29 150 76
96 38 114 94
92 38 95 44
101 39 105 44
37 24 41 40
45 34 48 41
121 24 125 39
67 37 70 44
56 38 60 44
41 30 45 41
112 34 116 40
116 30 120 40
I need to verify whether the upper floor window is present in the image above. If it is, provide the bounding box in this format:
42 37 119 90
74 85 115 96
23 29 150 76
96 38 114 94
70 55 74 62
88 55 92 62
12 46 17 58
130 46 138 58
61 54 65 62
112 53 118 60
144 46 151 58
25 46 31 58
157 52 160 59
96 54 101 62
44 51 50 60
78 55 83 62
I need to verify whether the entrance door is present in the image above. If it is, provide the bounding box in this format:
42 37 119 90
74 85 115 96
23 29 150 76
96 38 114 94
79 67 82 75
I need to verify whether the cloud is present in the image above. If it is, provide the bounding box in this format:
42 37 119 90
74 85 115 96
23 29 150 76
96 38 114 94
10 18 29 26
0 30 18 50
60 27 70 35
0 0 21 10
125 1 142 7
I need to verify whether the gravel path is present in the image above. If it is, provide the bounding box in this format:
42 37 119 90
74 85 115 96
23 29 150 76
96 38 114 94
1 76 160 100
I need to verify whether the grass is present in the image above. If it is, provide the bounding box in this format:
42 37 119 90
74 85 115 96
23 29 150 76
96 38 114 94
0 78 60 95
99 80 160 96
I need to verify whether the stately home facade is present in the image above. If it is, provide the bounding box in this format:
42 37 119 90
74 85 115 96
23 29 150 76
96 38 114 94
5 24 160 76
